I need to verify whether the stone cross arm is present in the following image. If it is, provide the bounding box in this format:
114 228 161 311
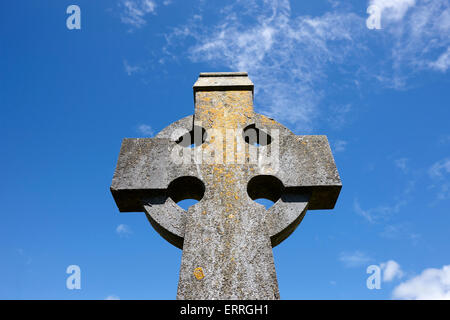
110 132 340 244
111 130 341 206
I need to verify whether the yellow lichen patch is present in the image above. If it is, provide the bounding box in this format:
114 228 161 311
193 267 205 280
259 114 277 127
202 210 207 215
195 90 254 217
196 91 254 130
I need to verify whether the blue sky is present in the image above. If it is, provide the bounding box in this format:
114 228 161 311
0 0 449 300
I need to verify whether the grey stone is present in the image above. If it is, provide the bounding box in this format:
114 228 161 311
110 72 342 300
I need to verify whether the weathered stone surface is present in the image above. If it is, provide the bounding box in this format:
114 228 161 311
110 72 342 300
193 72 254 98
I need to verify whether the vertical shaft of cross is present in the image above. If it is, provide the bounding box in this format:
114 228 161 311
176 73 280 299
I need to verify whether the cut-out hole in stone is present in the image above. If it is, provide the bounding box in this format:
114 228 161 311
175 126 207 148
167 176 205 210
247 175 283 209
177 199 199 210
243 124 272 146
254 198 276 209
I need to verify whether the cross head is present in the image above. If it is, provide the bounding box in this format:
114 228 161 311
111 72 342 299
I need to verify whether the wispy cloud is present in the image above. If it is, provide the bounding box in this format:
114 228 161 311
394 158 409 173
116 224 132 237
119 0 157 29
137 124 154 136
353 198 406 224
156 0 449 129
438 135 450 145
369 0 416 23
428 158 450 201
372 0 450 85
380 223 420 243
393 265 450 299
165 0 364 131
328 104 352 129
429 47 450 72
123 60 142 76
105 295 121 300
333 140 348 153
339 251 373 268
429 158 450 178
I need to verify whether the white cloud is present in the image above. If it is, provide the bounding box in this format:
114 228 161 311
168 0 364 131
116 224 132 236
124 60 141 76
380 224 420 243
137 124 154 136
428 158 450 200
339 251 373 268
429 47 450 72
353 198 406 224
394 158 409 173
429 158 450 178
354 199 375 223
159 0 449 129
381 260 404 282
105 295 121 300
438 135 450 145
435 184 450 200
377 0 450 81
393 265 450 299
369 0 416 23
327 0 340 8
120 0 157 28
333 140 348 153
328 104 352 129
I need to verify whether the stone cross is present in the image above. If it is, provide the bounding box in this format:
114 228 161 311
111 72 342 300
